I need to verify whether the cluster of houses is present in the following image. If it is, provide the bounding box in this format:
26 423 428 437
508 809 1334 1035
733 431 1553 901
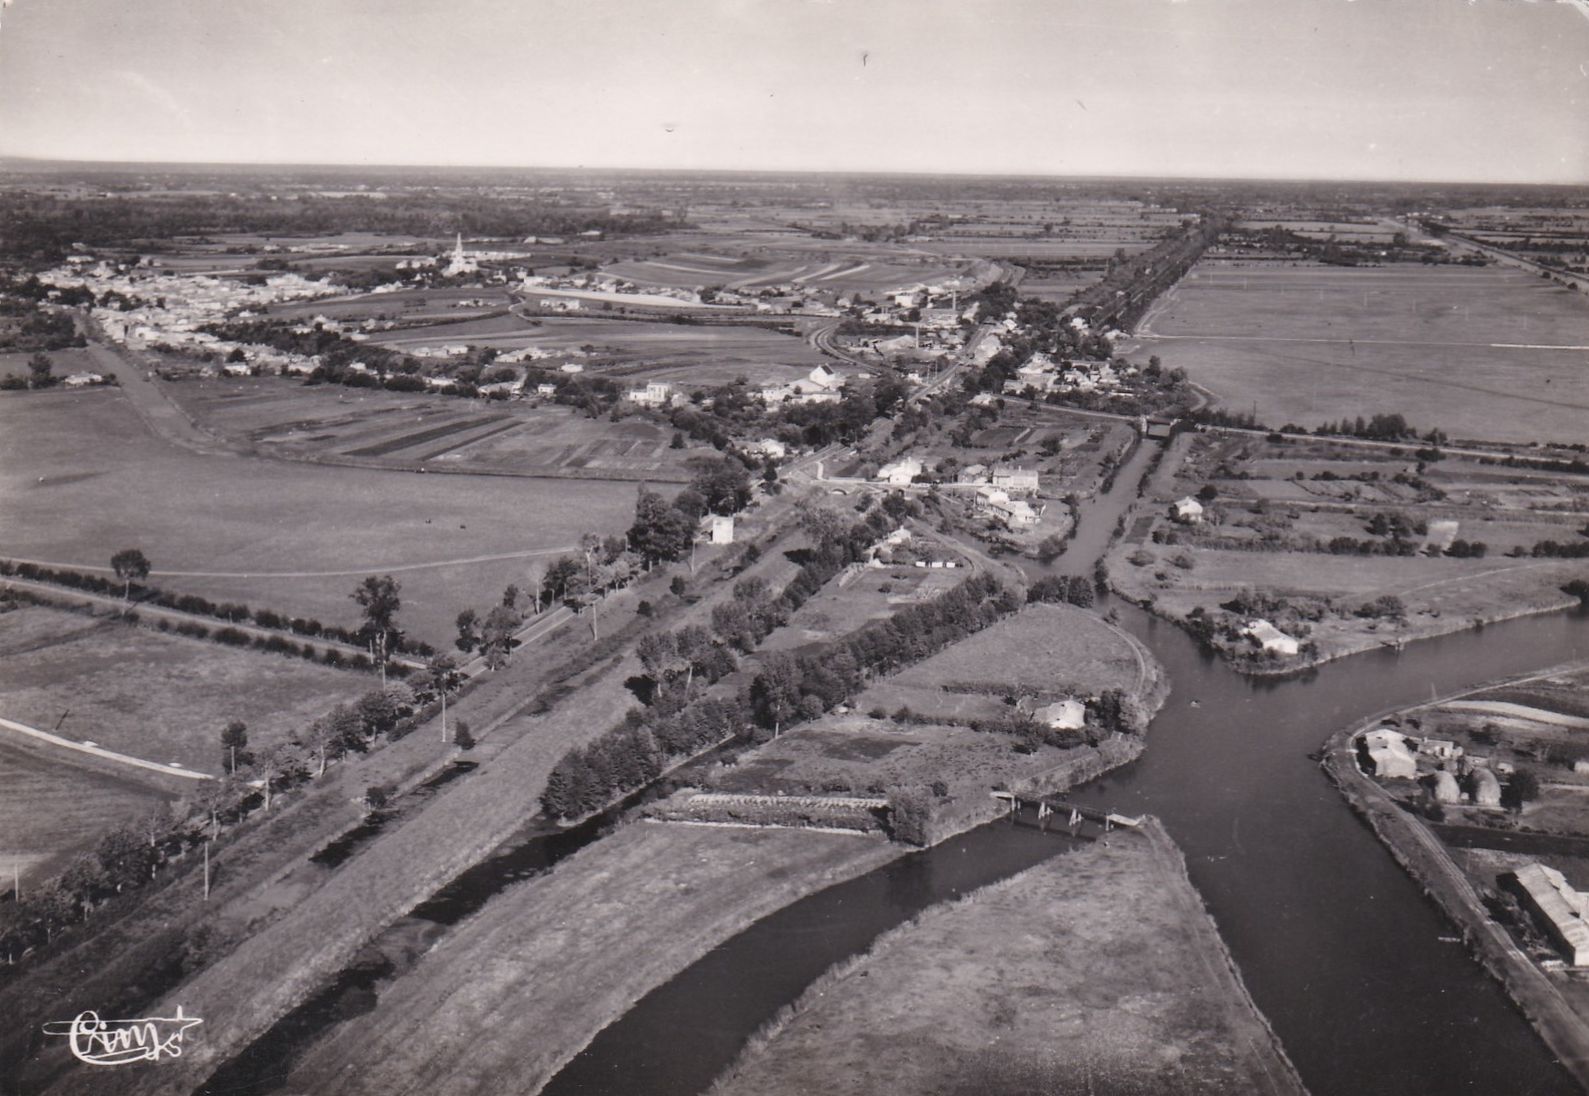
43 260 341 374
1003 350 1127 397
1359 725 1511 807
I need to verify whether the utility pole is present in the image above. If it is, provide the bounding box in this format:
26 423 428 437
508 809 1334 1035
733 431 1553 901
203 842 211 901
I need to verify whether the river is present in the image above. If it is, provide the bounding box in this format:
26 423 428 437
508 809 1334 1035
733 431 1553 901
538 430 1589 1096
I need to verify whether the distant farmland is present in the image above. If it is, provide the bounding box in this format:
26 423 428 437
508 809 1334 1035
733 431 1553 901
0 389 643 644
1131 263 1589 444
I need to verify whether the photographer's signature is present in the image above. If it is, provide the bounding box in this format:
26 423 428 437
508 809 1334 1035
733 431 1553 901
42 1006 203 1066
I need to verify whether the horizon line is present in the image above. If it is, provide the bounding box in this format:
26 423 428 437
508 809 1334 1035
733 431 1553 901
0 154 1584 191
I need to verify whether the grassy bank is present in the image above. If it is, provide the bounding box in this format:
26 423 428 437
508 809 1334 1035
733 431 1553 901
709 819 1304 1096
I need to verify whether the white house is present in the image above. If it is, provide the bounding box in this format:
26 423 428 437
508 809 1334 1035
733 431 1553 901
988 496 1041 530
627 381 676 408
560 362 585 374
62 372 104 387
744 438 787 460
710 515 734 545
1171 497 1205 524
1243 619 1299 657
1363 728 1417 780
877 457 923 486
222 362 252 377
991 466 1039 495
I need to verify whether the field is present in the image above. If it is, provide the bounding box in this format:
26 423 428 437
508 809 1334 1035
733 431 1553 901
604 251 972 295
370 314 840 386
710 822 1302 1096
166 376 711 478
0 348 102 382
0 605 371 773
0 738 179 884
0 388 642 644
1132 263 1589 444
760 565 963 654
857 602 1150 722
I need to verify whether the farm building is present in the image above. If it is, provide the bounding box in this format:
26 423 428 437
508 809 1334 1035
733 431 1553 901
1419 738 1463 761
62 372 104 387
1428 770 1462 804
1171 496 1205 524
1243 619 1299 657
1510 864 1589 966
1469 767 1502 807
710 515 735 545
1363 728 1417 780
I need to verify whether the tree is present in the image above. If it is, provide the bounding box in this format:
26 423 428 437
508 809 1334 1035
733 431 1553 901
629 487 694 566
479 604 520 669
299 715 343 777
110 548 151 602
455 608 480 653
1506 769 1541 812
751 651 803 734
220 720 251 774
690 455 752 516
424 652 461 701
252 742 303 811
352 575 403 668
27 352 55 389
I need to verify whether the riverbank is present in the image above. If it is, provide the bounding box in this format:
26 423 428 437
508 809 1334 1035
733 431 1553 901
279 821 903 1095
1321 701 1589 1093
707 818 1305 1096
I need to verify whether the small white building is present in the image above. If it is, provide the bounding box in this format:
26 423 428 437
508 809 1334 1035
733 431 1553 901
744 438 787 460
1171 497 1205 524
62 372 104 387
1243 619 1299 657
1363 728 1417 780
1419 738 1463 762
710 515 734 545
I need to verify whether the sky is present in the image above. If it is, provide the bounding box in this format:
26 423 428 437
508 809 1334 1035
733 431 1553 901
0 0 1586 183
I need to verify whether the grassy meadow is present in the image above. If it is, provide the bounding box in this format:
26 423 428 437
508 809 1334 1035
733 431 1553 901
1134 263 1589 444
0 388 641 643
0 606 371 772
